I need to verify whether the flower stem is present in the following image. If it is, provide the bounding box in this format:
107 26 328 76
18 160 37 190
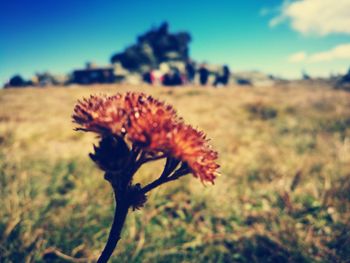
141 168 189 194
97 187 130 263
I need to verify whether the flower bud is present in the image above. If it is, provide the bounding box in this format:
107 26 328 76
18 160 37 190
89 136 130 172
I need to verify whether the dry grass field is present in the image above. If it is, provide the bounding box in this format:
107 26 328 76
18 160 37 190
1 83 350 262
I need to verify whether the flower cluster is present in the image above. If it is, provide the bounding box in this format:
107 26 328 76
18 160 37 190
73 92 219 183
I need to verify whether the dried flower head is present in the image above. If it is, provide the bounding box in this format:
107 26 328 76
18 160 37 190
73 92 219 183
124 92 179 152
73 94 127 136
167 123 219 183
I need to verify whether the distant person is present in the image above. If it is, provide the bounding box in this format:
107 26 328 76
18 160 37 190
162 68 183 86
342 68 350 83
214 65 231 87
162 73 170 86
185 60 196 84
172 68 183 85
222 65 231 84
302 70 311 80
142 71 152 84
335 67 350 90
150 69 163 86
199 64 209 86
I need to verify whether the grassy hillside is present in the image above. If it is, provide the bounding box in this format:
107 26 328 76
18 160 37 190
1 83 349 262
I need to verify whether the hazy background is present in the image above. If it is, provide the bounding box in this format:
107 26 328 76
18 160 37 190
1 0 350 85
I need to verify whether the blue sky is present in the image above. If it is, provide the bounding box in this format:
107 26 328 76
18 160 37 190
1 0 350 84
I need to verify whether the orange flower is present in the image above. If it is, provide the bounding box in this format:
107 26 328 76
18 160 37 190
167 123 219 183
73 94 127 136
124 92 179 151
73 92 219 183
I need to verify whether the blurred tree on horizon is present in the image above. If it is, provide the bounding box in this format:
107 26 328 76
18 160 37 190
110 22 191 72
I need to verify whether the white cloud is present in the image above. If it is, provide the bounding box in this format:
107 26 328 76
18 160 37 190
309 44 350 62
271 0 350 36
288 43 350 63
288 51 307 63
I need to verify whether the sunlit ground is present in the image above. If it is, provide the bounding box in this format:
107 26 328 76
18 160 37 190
1 83 349 262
